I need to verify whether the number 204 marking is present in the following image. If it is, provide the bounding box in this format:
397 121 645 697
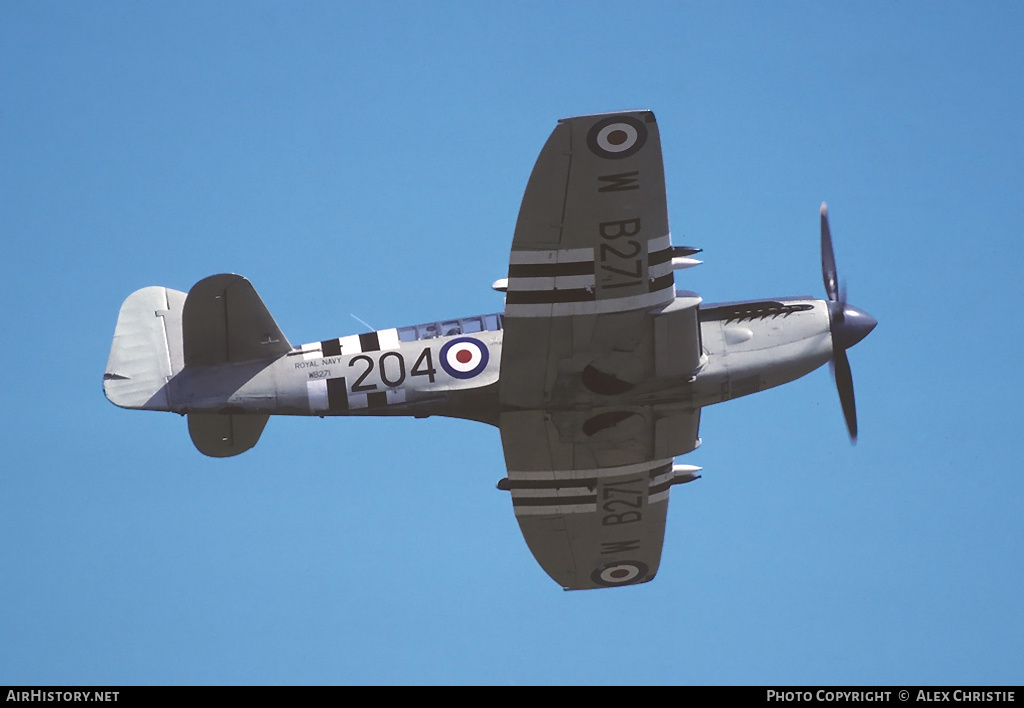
348 348 437 393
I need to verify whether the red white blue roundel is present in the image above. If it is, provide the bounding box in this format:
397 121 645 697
439 337 489 380
586 115 648 160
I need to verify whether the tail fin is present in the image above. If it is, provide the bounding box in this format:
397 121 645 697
103 286 186 410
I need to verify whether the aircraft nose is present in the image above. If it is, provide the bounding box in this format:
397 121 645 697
831 304 877 351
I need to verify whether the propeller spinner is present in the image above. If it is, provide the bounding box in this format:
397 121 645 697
820 203 876 443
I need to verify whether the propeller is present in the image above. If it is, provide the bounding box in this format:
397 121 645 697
820 203 876 443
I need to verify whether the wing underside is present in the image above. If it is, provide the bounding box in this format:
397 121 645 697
499 408 699 590
500 111 687 410
498 111 702 589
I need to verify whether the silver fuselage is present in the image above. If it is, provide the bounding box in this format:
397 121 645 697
164 296 834 425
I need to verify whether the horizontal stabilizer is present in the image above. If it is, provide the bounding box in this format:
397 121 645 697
183 274 292 367
188 413 269 457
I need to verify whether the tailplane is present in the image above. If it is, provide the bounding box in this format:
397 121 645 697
187 413 270 458
182 274 291 366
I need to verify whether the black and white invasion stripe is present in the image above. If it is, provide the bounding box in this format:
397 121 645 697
299 328 402 361
504 235 676 317
300 328 405 412
507 458 673 517
306 377 407 413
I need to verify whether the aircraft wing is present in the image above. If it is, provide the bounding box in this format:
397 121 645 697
500 110 694 410
499 407 700 590
498 112 702 589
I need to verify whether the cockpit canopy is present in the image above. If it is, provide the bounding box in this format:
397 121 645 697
397 313 504 342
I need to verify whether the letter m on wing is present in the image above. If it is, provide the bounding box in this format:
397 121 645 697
597 171 640 192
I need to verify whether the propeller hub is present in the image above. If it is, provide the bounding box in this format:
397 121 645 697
828 302 877 351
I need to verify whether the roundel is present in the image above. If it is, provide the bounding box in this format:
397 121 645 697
439 337 490 380
586 115 648 160
591 560 650 587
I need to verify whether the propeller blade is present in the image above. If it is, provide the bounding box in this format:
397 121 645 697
820 202 874 442
820 203 839 302
832 348 858 443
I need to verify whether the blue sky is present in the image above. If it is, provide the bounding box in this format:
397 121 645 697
2 1 1022 685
